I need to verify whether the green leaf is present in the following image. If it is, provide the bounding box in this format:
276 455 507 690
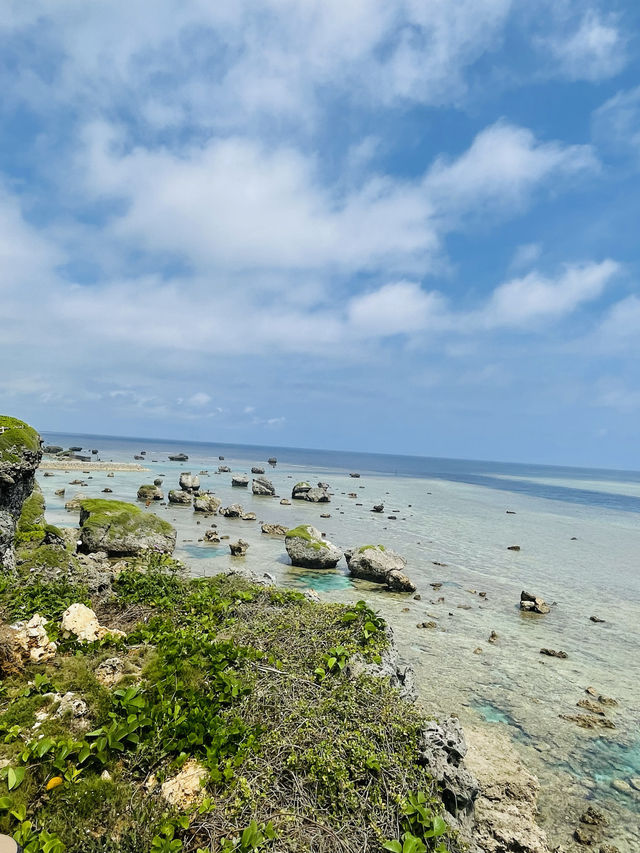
0 796 11 810
382 842 402 853
7 766 26 790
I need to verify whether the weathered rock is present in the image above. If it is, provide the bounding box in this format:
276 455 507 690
540 648 567 658
232 474 249 487
240 511 256 521
560 714 616 730
168 453 188 462
291 482 330 502
252 476 275 496
219 504 243 518
43 445 63 454
0 416 42 571
55 692 89 719
137 484 163 502
204 529 220 543
193 494 221 514
55 487 65 496
229 539 249 556
346 545 415 592
12 614 57 663
577 698 606 715
580 806 608 827
78 499 176 556
285 525 342 569
251 466 265 475
168 489 192 505
280 498 291 505
61 603 125 643
520 591 550 615
95 657 125 687
218 465 231 473
261 523 288 537
346 643 417 703
161 760 207 808
65 493 85 511
371 503 384 513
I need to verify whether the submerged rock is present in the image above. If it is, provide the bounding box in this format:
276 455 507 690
261 523 288 537
540 648 567 658
78 499 176 556
285 525 342 569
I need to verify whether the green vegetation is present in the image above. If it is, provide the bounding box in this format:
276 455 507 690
0 416 40 465
79 499 175 552
0 553 457 853
358 545 386 553
285 525 328 550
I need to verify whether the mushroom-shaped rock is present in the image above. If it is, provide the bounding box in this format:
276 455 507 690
229 539 249 556
232 474 249 487
61 603 125 643
137 484 163 502
346 545 415 592
168 489 192 505
520 591 550 614
193 494 221 514
285 525 342 569
252 476 275 496
261 523 289 537
219 503 243 518
78 499 176 556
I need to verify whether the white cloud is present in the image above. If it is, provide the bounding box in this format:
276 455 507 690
347 281 446 336
592 86 640 162
187 392 211 407
539 10 626 82
480 260 619 328
510 243 542 271
424 121 596 221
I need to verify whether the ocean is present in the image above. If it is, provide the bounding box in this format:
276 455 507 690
37 431 640 850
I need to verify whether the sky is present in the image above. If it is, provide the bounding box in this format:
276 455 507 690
1 1 640 469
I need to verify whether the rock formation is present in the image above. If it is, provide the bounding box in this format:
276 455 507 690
291 482 330 502
0 415 42 572
285 525 342 568
78 499 176 556
252 476 275 496
345 545 416 592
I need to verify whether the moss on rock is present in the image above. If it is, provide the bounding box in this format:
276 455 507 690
0 415 40 465
79 499 176 556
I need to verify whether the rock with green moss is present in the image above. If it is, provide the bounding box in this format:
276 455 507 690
285 525 342 568
78 499 176 556
1 415 43 571
137 484 163 502
345 545 416 592
193 493 221 513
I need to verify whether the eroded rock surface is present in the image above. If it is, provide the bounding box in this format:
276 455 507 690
285 525 342 568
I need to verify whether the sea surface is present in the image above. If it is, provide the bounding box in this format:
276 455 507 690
38 432 640 850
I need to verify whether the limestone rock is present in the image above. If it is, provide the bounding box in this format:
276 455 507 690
251 466 265 474
261 523 288 537
345 545 415 592
79 499 176 556
520 591 550 615
204 529 220 544
0 416 42 571
168 489 192 505
229 539 249 556
161 760 207 808
232 474 249 487
291 482 330 502
193 494 221 514
55 692 89 718
285 525 342 569
95 657 125 687
137 484 163 502
12 614 57 663
60 603 126 643
179 472 200 492
280 498 291 505
219 504 243 518
252 476 275 496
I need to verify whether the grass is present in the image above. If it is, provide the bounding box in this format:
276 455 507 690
358 545 386 554
286 525 329 550
0 551 458 853
0 416 40 465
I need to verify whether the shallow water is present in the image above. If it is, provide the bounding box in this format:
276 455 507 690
38 432 640 850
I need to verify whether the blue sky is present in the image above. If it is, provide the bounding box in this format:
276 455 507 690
1 1 640 468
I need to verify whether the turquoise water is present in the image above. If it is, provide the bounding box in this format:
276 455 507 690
37 431 640 850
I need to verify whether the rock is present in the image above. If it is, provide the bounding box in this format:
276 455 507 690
107 472 114 478
252 476 275 496
417 621 437 629
0 416 42 571
137 484 163 502
488 631 498 644
599 846 620 853
193 494 221 514
346 644 416 703
267 457 277 465
251 466 265 474
540 648 567 658
43 445 63 454
280 498 291 505
240 511 256 520
55 488 65 496
161 760 207 808
371 503 384 512
168 453 189 462
95 657 125 687
291 482 330 503
102 487 113 493
610 779 632 794
168 489 192 505
179 472 199 492
580 806 608 827
78 499 176 555
577 699 606 715
285 525 342 569
574 825 597 845
560 714 615 730
349 472 361 478
12 614 57 663
590 615 606 623
61 603 125 643
507 545 521 551
154 478 163 486
204 529 220 544
219 503 243 518
628 777 640 791
346 545 415 592
232 474 249 487
413 594 422 601
261 523 288 537
229 539 249 556
65 493 85 510
218 465 231 473
55 692 89 719
520 591 550 615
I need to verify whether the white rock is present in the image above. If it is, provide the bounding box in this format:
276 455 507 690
12 614 57 663
60 603 125 643
161 760 208 808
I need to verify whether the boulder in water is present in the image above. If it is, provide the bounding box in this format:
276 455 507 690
285 525 342 569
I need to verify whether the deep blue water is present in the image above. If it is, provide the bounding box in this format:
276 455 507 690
41 431 640 514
